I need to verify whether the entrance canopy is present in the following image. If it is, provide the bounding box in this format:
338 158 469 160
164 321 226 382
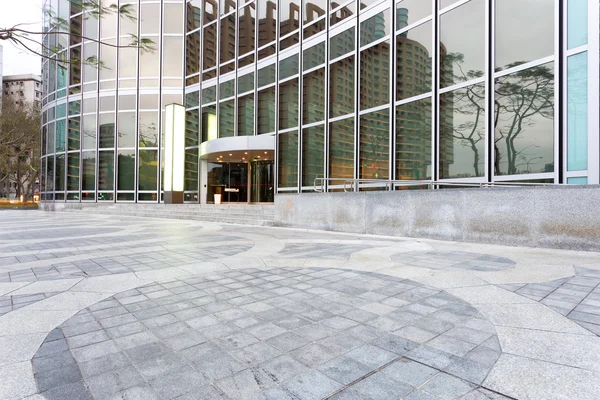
199 135 275 161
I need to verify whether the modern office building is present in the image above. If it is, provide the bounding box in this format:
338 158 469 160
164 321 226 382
40 0 599 204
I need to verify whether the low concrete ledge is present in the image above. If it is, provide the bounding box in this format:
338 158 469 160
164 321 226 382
274 186 600 251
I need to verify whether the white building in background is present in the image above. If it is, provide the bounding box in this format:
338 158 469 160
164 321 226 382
2 74 42 106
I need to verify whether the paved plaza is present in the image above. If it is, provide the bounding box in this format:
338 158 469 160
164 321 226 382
1 211 600 400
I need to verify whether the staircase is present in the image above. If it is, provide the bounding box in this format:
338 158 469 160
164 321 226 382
43 203 275 226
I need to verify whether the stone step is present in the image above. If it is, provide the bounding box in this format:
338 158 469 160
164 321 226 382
59 203 275 226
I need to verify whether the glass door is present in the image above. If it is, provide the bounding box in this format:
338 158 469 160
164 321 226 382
250 160 274 202
207 162 248 203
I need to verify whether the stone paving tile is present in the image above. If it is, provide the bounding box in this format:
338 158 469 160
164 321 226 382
500 268 600 336
391 251 516 271
30 267 506 400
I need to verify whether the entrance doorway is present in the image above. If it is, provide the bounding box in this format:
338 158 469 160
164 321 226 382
207 160 274 203
250 160 274 203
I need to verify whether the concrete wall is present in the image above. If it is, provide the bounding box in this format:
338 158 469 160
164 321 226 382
274 186 600 251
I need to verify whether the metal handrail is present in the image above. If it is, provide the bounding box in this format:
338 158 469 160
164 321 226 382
313 177 562 193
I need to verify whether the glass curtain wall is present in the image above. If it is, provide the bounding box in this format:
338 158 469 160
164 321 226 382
43 0 597 202
181 0 592 196
41 0 184 203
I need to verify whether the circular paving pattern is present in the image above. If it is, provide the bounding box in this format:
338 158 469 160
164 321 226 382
0 235 254 283
33 268 507 400
391 251 516 272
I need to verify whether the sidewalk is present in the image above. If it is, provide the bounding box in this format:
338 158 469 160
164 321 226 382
0 210 599 400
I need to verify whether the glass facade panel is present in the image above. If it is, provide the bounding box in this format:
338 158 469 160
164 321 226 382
258 88 276 133
164 3 184 34
568 0 588 49
360 109 389 179
203 85 217 104
278 131 298 188
187 0 202 31
141 3 160 34
568 177 588 184
258 0 277 49
205 0 218 23
304 0 326 24
203 23 218 70
56 119 66 152
258 64 276 87
219 79 235 99
567 52 587 171
303 17 325 39
303 42 325 70
55 154 65 192
67 153 80 192
397 21 432 101
279 79 300 130
494 63 554 175
496 0 554 71
139 150 158 191
397 0 432 28
280 54 300 80
360 9 390 47
440 0 484 88
396 98 431 180
185 91 200 108
281 0 300 35
238 73 254 94
98 151 114 191
46 156 54 192
440 84 485 179
220 13 236 64
163 37 184 78
68 116 80 150
118 150 135 190
360 40 390 110
330 56 354 118
82 152 95 192
330 1 354 27
238 94 255 136
140 45 160 78
219 100 235 137
330 27 354 60
139 111 159 147
82 115 97 149
118 112 136 148
302 125 324 186
303 68 325 124
202 105 218 142
99 114 115 148
186 31 201 77
185 147 199 191
239 4 256 56
186 109 200 147
329 118 354 179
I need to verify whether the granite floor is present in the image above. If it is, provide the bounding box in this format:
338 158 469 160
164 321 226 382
1 210 600 400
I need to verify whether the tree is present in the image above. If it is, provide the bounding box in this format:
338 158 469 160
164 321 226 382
0 0 155 68
0 98 41 200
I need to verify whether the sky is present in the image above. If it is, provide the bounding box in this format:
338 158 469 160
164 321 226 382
0 0 43 76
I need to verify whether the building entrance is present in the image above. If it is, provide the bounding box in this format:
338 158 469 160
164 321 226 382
207 159 274 203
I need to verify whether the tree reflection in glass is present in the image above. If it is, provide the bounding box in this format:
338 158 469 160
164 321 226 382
440 84 485 178
494 63 554 175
